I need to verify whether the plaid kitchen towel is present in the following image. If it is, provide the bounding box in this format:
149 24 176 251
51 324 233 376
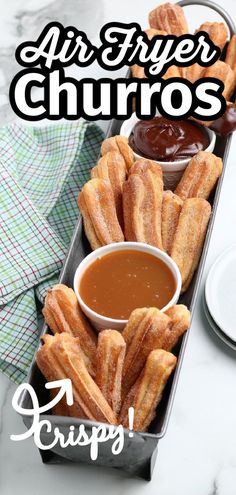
0 121 104 384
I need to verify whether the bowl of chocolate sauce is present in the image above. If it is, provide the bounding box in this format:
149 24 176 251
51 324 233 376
121 113 216 189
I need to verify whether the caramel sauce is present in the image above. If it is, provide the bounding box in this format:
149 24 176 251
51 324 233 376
79 250 176 320
129 116 209 161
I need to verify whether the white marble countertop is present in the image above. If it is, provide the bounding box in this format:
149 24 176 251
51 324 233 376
1 1 236 494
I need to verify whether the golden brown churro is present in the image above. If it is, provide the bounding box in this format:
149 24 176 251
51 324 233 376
171 198 211 292
95 330 126 416
78 178 124 250
129 158 163 179
91 151 127 227
185 63 205 84
163 304 191 351
149 3 188 36
225 34 236 76
195 22 228 50
36 334 88 420
123 168 163 249
101 136 134 171
36 333 117 424
203 61 235 101
119 349 177 431
175 151 223 201
121 307 171 399
181 22 229 83
161 190 183 255
43 284 97 377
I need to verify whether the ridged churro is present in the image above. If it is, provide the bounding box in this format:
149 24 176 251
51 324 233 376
175 151 223 201
122 307 171 399
78 178 124 250
178 22 229 83
225 34 236 77
91 151 127 227
95 330 126 416
119 349 177 431
195 22 228 50
203 61 235 101
43 284 97 377
171 198 211 292
129 158 163 179
123 168 163 248
36 333 117 424
163 304 191 351
101 136 134 171
149 3 188 36
161 190 183 255
185 63 205 84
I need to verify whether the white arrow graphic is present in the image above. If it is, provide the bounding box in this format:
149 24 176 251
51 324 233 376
43 379 74 412
12 378 73 417
10 378 74 441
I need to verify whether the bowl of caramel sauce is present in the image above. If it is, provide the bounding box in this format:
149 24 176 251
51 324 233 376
121 113 216 189
74 242 182 331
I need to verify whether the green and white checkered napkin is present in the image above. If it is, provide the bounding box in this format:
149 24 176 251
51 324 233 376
0 121 104 384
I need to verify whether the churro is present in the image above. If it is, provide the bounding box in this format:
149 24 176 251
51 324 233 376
123 168 163 248
195 22 228 50
43 284 97 377
204 61 235 101
149 3 188 36
96 330 126 416
78 178 124 250
161 190 183 255
175 151 223 201
225 34 236 75
122 307 171 399
91 151 127 227
36 333 117 424
129 158 163 179
185 63 205 84
163 304 191 350
101 136 134 171
171 198 211 292
119 349 177 431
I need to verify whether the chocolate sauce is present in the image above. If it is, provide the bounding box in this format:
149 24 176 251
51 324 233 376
209 104 236 137
129 116 210 162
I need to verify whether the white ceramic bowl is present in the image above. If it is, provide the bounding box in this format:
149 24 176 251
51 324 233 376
120 112 216 190
74 242 182 332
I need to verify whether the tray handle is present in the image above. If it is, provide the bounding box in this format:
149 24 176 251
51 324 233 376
178 0 236 36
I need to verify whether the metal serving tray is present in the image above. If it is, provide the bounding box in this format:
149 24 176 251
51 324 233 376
19 0 236 481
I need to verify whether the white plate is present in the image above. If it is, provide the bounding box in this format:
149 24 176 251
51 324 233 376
205 245 236 343
203 294 236 351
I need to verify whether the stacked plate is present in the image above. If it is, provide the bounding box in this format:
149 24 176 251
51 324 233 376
204 245 236 351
